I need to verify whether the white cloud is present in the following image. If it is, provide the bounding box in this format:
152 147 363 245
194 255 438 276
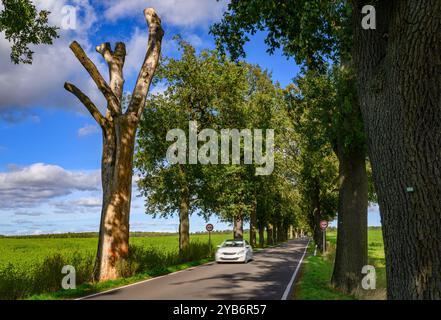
71 197 102 207
14 211 44 216
0 0 106 120
104 0 227 28
53 196 102 214
78 124 100 137
0 163 100 209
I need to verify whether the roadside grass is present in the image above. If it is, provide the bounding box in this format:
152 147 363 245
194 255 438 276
294 228 386 300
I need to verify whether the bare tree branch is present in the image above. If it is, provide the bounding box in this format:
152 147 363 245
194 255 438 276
96 42 126 108
127 8 164 118
69 41 120 115
64 82 106 128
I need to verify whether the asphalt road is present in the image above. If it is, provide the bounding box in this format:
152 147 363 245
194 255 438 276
81 237 310 300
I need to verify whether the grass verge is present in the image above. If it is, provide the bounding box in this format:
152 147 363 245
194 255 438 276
293 228 386 300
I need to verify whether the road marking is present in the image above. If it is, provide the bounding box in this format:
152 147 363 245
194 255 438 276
281 239 310 300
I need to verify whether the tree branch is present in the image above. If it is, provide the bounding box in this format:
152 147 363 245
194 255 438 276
96 42 126 114
127 8 164 118
64 82 106 128
69 41 120 115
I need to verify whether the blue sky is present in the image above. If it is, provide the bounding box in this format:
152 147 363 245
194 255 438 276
0 0 381 235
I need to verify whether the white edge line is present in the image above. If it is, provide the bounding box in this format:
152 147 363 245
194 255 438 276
281 239 310 300
76 261 216 300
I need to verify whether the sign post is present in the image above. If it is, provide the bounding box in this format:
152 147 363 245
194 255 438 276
206 223 214 254
319 220 328 253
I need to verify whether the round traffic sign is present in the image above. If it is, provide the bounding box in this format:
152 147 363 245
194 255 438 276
319 220 328 230
206 223 214 232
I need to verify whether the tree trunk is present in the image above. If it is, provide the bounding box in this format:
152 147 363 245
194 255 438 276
233 216 244 240
331 143 368 292
266 224 274 245
352 0 441 299
277 222 284 242
179 182 190 253
94 116 137 281
258 223 265 247
310 178 323 252
249 204 257 247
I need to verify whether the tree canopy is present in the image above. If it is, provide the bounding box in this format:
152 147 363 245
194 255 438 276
0 0 58 64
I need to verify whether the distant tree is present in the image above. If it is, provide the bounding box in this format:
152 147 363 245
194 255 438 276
0 0 58 64
64 9 164 281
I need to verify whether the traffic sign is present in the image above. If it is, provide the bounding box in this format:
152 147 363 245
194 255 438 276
319 220 328 230
206 223 214 232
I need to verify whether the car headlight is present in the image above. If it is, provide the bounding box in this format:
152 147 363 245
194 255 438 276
238 250 245 255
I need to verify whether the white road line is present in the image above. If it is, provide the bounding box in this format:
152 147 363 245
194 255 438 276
281 239 310 300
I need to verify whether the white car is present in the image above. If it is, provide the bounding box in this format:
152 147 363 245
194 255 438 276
215 239 253 263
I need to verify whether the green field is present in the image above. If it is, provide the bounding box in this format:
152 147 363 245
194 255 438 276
294 227 386 300
0 232 234 268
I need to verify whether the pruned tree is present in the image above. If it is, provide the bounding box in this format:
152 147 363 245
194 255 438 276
64 8 164 281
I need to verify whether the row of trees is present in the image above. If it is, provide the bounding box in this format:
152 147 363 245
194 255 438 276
210 0 441 299
134 38 311 252
7 1 439 299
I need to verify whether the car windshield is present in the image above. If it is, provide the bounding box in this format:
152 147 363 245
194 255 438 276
221 240 244 248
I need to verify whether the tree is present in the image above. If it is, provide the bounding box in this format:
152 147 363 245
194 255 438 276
288 66 368 290
351 0 441 299
64 8 164 281
0 0 58 64
211 0 368 293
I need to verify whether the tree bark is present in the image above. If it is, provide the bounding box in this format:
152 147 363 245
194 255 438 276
65 8 163 281
233 216 244 240
352 0 441 299
331 143 368 292
277 222 285 242
266 224 274 245
273 223 278 243
249 203 257 247
94 116 137 280
258 223 265 247
310 178 323 252
179 181 190 253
